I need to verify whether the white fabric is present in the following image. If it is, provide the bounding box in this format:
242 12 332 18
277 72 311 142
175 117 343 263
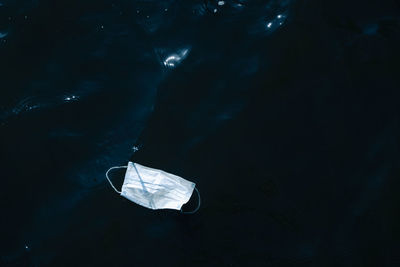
120 162 195 210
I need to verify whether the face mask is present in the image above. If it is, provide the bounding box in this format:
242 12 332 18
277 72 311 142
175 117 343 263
106 162 200 214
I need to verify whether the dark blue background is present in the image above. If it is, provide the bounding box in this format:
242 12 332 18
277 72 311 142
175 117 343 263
1 0 400 266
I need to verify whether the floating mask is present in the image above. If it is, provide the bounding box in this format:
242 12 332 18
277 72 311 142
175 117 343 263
106 162 200 214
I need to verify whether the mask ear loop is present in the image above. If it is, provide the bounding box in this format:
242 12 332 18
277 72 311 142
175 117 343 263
105 166 127 194
181 187 201 214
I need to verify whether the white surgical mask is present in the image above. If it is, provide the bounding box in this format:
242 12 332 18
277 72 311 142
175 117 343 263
106 162 200 214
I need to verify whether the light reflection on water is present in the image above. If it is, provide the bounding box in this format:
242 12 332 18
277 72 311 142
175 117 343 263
163 48 190 68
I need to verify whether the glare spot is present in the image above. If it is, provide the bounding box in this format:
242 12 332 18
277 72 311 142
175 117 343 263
100 25 104 29
164 56 178 67
218 1 225 6
0 32 7 39
64 95 78 102
24 15 28 19
214 8 218 13
163 48 190 68
165 8 168 12
132 146 139 152
136 10 140 14
181 49 189 56
265 14 286 31
147 15 150 19
26 105 39 111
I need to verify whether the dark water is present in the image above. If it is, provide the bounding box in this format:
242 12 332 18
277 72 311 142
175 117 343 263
1 0 400 266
